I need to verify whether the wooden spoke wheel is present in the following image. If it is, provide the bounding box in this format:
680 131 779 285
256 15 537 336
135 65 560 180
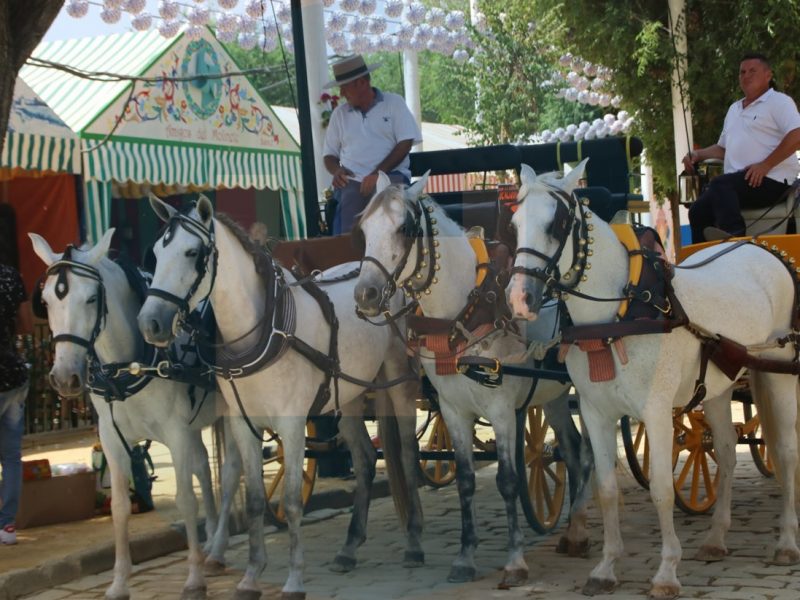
742 402 774 478
263 420 318 527
672 410 718 515
516 406 567 534
417 410 457 488
620 416 651 489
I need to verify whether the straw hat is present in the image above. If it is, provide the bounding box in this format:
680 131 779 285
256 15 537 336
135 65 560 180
323 55 381 89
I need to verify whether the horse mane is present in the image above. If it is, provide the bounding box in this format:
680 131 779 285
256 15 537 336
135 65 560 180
214 212 274 277
359 183 411 224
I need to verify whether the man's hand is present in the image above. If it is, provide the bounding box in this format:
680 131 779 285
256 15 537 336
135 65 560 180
332 166 353 189
360 172 378 197
682 151 697 173
745 161 770 187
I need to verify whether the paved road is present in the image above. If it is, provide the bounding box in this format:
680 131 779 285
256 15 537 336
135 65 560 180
18 448 800 600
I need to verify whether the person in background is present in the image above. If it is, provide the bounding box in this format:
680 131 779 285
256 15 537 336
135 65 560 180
323 54 422 234
0 204 30 545
683 53 800 242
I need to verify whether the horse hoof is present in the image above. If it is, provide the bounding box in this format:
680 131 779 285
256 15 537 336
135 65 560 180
281 593 306 600
568 539 590 558
555 536 569 554
582 577 615 596
694 545 727 562
403 550 425 568
104 591 130 600
648 583 680 599
232 589 261 600
204 558 226 577
181 585 207 600
447 565 476 583
329 554 357 573
772 548 800 565
497 567 528 589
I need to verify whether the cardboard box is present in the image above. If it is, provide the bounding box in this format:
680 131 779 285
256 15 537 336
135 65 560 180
16 471 97 529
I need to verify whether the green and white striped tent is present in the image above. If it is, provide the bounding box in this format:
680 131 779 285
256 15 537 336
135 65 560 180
2 78 80 175
21 28 305 242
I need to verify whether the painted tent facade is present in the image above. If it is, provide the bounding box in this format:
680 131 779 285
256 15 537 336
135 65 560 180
21 29 305 242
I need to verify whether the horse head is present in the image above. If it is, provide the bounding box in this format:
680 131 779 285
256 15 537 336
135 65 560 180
353 170 429 316
28 229 115 397
506 159 588 320
138 193 216 347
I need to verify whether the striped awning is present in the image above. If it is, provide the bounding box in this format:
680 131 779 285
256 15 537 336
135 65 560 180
1 131 80 174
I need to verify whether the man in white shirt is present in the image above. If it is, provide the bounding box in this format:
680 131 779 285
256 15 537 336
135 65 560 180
323 55 422 234
683 53 800 242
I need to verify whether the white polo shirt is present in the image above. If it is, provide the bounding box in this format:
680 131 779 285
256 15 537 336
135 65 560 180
323 89 422 181
719 87 800 183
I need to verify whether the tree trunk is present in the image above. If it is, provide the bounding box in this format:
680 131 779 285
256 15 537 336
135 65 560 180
0 1 64 157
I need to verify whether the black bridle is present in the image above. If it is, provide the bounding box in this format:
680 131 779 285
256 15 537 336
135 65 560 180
356 195 440 324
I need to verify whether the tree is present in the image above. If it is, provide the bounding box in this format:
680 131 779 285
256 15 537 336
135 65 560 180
0 1 64 157
532 0 800 198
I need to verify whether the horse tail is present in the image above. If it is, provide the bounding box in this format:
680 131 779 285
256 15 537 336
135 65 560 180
377 391 410 529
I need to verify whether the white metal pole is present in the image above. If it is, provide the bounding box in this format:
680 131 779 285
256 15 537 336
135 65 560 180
668 0 692 244
403 50 422 151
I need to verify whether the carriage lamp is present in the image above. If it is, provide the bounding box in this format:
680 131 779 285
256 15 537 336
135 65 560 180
679 168 702 205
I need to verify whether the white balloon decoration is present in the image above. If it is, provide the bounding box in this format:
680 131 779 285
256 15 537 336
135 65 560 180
217 13 239 33
577 90 589 104
414 23 431 43
603 113 616 125
237 15 257 33
350 17 369 35
369 17 387 35
185 25 205 41
396 24 414 42
559 53 573 67
406 2 427 25
384 0 403 18
218 0 238 9
217 29 237 43
100 7 122 23
591 78 604 91
327 13 347 32
564 88 578 102
158 20 180 38
158 0 179 20
617 110 629 122
65 0 89 18
611 96 623 108
427 7 445 27
244 0 263 18
188 7 210 25
131 13 152 30
445 11 465 30
358 0 376 16
123 0 146 14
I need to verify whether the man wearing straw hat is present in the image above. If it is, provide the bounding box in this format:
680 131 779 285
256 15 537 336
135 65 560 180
323 55 422 234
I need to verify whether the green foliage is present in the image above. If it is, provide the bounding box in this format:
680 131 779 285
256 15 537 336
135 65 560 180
222 41 299 107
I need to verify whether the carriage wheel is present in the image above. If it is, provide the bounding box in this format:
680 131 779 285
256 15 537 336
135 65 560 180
263 420 318 527
516 405 567 534
620 416 651 489
742 402 774 477
672 410 719 515
417 410 457 488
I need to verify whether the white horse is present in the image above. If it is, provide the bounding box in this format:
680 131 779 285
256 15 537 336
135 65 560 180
353 173 594 587
506 161 800 598
137 194 424 600
29 230 232 600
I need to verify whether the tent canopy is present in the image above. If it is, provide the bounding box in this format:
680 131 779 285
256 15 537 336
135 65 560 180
21 29 305 240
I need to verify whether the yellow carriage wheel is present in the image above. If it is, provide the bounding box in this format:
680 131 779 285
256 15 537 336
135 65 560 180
672 410 719 515
620 416 651 489
417 410 457 488
263 420 318 527
517 406 567 534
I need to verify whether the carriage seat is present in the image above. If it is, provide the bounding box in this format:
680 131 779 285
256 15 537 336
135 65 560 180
740 181 799 236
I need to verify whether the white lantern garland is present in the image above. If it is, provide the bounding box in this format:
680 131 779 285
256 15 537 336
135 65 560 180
358 0 376 16
158 20 180 38
187 7 210 26
327 13 347 32
406 2 427 25
65 0 89 18
218 0 239 10
339 0 359 12
185 25 205 41
123 0 146 15
158 0 179 20
100 7 122 23
276 3 291 24
244 0 263 19
384 0 403 18
131 12 152 30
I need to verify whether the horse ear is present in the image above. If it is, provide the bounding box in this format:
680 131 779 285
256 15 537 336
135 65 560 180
86 228 115 265
407 170 429 200
375 171 392 195
196 194 213 224
561 158 589 193
149 192 176 222
520 163 537 187
28 232 59 267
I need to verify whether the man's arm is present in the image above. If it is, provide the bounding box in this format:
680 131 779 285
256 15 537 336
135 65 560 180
744 127 800 187
324 154 353 189
359 139 414 196
682 144 725 172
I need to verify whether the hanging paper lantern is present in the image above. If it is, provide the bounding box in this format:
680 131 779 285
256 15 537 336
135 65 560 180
245 0 263 18
564 88 578 102
103 0 123 8
100 7 122 23
396 24 414 42
617 110 629 122
384 0 403 18
431 26 447 44
65 1 89 18
340 0 359 12
276 4 291 23
577 90 589 104
188 7 210 25
590 78 604 91
584 62 597 77
350 35 370 54
158 20 181 38
358 0 376 16
350 17 368 35
123 0 146 14
445 11 465 30
426 7 445 27
158 0 179 20
217 29 237 43
327 13 347 32
559 53 572 67
217 13 239 33
238 15 257 33
406 2 426 25
599 93 612 107
218 0 239 9
575 76 590 91
369 17 387 35
414 23 431 43
328 32 348 54
131 13 152 30
611 96 623 108
185 25 205 40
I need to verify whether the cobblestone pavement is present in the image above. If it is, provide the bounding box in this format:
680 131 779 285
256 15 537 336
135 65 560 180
17 449 800 600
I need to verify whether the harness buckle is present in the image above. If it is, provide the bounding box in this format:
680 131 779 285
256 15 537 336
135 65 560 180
654 298 672 315
156 360 171 378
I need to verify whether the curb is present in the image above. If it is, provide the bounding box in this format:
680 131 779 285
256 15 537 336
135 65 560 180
0 476 391 600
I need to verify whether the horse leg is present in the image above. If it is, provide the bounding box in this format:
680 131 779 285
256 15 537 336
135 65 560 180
383 375 425 567
580 405 622 596
330 399 376 573
189 429 219 556
492 411 528 588
168 434 207 599
694 392 736 561
206 418 242 575
439 403 479 583
230 418 267 600
98 425 133 600
543 390 592 557
642 404 682 599
752 372 800 565
272 416 308 600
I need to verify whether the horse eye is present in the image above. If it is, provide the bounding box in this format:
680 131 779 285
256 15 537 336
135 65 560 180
87 296 97 304
185 249 199 258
